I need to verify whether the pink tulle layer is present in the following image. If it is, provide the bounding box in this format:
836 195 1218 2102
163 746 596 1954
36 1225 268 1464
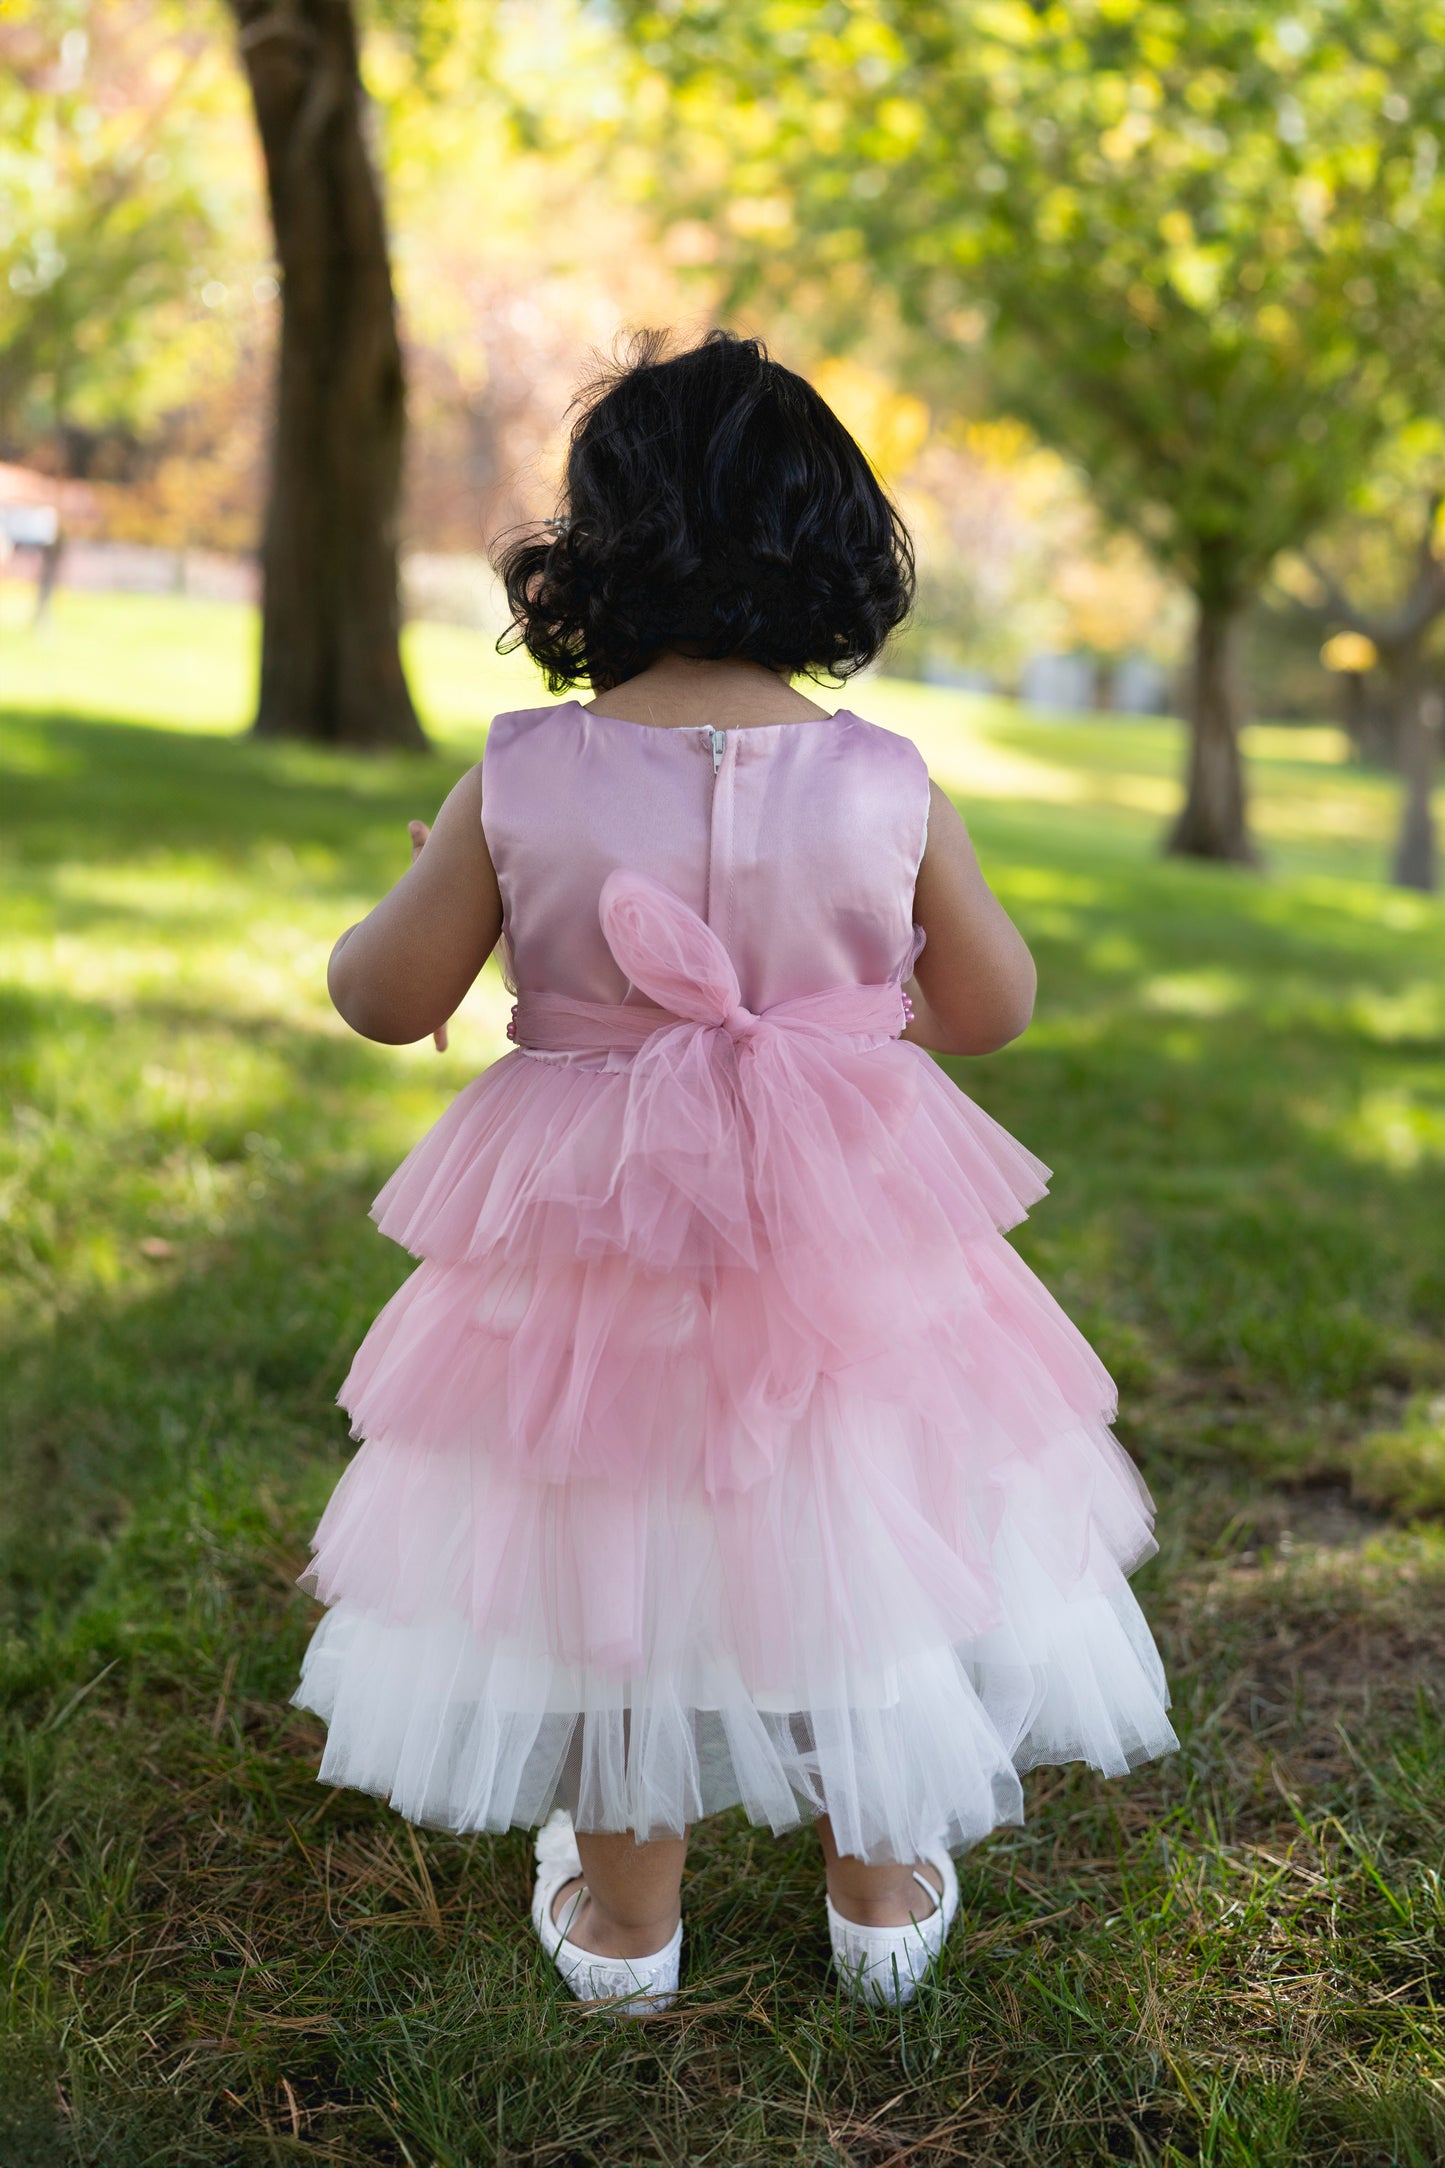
295 871 1177 1859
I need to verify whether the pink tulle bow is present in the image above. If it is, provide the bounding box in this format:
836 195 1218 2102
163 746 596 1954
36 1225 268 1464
598 867 906 1040
514 868 909 1080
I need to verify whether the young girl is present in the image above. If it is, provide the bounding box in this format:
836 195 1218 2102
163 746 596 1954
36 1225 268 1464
294 329 1177 2019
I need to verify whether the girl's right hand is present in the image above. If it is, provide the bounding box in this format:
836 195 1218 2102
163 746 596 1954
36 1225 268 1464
326 766 502 1048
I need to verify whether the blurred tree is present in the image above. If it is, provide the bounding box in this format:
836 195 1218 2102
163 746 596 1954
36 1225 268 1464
620 0 1445 863
0 0 251 455
224 0 423 746
1287 424 1445 889
366 0 697 562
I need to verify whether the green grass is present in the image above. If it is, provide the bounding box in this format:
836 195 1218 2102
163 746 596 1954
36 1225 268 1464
2 590 1444 2168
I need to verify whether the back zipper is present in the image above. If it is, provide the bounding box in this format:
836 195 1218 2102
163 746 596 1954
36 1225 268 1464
708 726 726 776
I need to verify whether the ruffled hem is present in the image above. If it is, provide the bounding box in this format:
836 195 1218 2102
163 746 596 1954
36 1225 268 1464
293 1527 1178 1865
296 1376 1177 1860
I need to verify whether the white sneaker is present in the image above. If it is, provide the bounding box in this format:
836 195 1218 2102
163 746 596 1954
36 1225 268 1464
530 1809 683 2020
826 1840 960 2008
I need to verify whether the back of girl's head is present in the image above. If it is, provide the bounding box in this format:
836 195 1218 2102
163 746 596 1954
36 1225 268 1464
494 328 915 694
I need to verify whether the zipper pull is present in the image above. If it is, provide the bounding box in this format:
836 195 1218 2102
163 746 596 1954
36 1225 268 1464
709 726 726 776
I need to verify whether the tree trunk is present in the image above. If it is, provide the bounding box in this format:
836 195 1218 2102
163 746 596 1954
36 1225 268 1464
227 0 423 747
1340 670 1399 768
1388 670 1439 893
1166 594 1258 865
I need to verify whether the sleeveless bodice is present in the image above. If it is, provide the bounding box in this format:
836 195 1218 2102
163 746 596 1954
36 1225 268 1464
480 701 931 1012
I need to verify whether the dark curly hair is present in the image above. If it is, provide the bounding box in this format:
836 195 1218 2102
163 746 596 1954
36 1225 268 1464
492 328 915 694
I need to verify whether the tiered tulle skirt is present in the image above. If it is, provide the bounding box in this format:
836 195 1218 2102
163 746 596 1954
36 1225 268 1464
294 1000 1178 1864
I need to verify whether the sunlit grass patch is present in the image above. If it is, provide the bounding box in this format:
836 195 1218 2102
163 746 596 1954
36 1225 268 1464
0 585 544 739
860 672 1410 883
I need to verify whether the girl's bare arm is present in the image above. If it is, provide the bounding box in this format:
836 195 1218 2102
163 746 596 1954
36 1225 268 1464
904 780 1037 1057
328 764 504 1045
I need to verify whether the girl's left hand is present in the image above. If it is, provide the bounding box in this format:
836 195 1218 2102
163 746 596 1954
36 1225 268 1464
408 821 449 1051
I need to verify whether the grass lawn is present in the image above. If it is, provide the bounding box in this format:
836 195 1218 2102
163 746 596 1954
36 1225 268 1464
2 590 1444 2168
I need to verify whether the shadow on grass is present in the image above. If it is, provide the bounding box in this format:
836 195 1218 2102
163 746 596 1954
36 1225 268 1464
2 710 473 885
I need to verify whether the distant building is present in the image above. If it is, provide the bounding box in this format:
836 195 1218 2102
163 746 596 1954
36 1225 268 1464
0 464 100 625
921 655 997 694
1020 652 1097 713
1015 649 1173 716
1112 654 1170 715
0 462 97 548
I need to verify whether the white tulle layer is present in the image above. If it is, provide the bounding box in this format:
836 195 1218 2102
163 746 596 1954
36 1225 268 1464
293 1397 1178 1863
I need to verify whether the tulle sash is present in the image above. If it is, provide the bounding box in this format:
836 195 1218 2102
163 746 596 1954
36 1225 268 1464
508 868 913 1275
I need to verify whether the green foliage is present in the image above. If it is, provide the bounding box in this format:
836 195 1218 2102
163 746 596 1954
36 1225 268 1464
622 1 1445 608
0 0 263 440
2 594 1443 2161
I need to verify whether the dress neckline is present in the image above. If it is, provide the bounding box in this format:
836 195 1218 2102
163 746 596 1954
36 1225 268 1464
567 698 851 737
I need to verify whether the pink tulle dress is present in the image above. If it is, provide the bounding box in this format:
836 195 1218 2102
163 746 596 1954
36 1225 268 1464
293 700 1178 1864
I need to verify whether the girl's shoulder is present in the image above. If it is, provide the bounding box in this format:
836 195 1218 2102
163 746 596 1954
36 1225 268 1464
485 701 567 740
829 704 927 752
827 706 933 793
480 703 569 783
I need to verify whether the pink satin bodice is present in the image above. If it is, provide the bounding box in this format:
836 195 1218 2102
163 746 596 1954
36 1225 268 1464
480 700 930 1012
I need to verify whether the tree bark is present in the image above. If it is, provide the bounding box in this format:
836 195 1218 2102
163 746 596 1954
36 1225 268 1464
1340 670 1399 768
1166 594 1258 865
227 0 424 747
1387 667 1439 893
1301 492 1444 882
